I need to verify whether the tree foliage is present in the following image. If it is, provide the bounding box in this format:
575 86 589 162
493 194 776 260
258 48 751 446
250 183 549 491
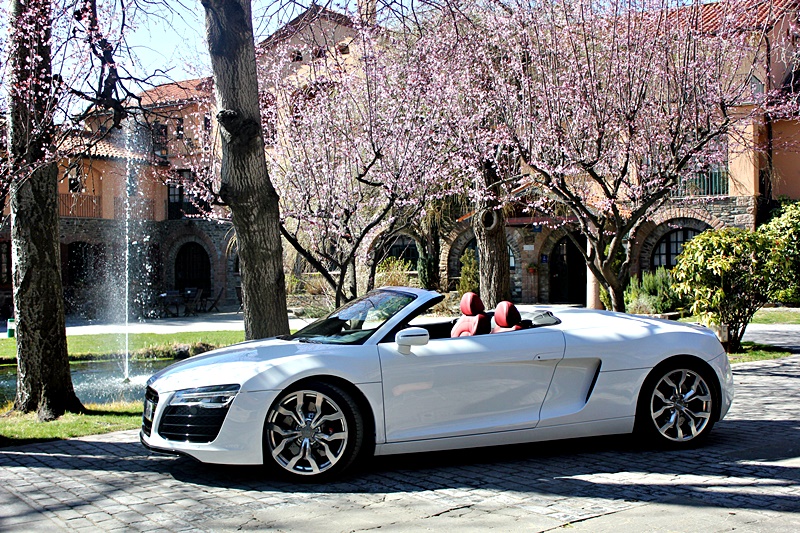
457 249 480 297
762 201 800 305
412 0 793 310
672 228 788 353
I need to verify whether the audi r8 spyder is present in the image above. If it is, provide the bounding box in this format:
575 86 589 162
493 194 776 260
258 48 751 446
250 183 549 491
140 287 733 480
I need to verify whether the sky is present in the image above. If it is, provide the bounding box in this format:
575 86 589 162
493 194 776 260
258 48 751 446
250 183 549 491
124 1 366 82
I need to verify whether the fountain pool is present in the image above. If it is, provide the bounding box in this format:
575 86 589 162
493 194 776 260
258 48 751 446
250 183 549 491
0 359 174 405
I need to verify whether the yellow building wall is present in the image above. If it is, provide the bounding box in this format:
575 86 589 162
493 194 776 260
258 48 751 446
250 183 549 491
771 119 800 200
727 118 761 197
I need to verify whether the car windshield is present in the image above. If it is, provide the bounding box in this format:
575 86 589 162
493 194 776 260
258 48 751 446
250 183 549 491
290 289 416 345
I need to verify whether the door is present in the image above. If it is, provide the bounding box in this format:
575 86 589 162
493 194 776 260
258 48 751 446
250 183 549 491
174 242 211 294
378 329 565 442
549 235 587 304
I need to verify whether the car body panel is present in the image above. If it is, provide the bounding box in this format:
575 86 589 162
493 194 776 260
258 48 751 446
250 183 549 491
378 328 565 441
139 287 733 467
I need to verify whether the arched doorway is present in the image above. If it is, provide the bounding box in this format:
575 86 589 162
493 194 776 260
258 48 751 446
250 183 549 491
549 235 587 304
175 242 211 294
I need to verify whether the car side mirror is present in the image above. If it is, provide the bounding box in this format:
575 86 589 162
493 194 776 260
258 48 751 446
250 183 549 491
395 327 429 355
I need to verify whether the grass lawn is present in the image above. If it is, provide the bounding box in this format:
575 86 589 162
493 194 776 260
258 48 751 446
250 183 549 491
0 330 246 363
750 308 800 325
727 342 792 364
680 307 800 325
0 401 142 447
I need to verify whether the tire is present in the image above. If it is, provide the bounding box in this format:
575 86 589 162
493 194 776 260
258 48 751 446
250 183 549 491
635 360 718 448
263 381 364 480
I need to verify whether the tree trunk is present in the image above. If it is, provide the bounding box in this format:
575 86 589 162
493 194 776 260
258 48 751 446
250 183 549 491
417 221 441 291
201 0 289 339
474 160 511 308
474 208 511 308
9 0 83 419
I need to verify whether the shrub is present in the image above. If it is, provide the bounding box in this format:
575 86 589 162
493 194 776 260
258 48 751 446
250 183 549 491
762 201 800 306
624 267 687 315
672 228 788 352
376 256 412 287
285 273 303 294
457 249 480 296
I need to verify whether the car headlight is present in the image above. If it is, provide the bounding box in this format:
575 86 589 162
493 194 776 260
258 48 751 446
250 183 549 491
168 384 240 409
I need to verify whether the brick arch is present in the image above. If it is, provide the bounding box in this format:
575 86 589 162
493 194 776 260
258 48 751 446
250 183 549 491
628 207 725 276
537 226 583 304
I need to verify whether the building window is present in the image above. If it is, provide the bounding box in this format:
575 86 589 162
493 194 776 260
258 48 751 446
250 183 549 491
152 122 168 157
384 235 419 266
291 50 303 62
652 228 699 269
66 163 84 193
203 114 212 132
749 75 764 95
312 46 326 59
176 118 184 139
168 170 209 220
337 43 350 55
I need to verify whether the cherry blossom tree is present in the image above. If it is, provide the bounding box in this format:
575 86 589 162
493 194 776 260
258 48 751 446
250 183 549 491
3 0 167 418
264 20 456 305
428 0 794 311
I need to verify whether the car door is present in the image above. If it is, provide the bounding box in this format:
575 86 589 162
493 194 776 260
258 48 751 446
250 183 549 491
378 328 565 443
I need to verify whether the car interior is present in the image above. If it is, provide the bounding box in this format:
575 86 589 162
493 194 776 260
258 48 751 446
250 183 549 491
383 292 562 343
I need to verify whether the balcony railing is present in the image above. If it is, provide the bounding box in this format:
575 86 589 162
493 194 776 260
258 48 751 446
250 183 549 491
114 197 156 220
59 193 102 218
671 169 729 198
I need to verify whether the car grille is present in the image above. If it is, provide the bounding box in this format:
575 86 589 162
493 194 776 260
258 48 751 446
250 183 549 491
142 387 159 437
157 403 230 443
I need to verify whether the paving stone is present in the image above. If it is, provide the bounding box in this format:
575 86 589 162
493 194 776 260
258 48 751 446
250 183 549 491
2 357 800 531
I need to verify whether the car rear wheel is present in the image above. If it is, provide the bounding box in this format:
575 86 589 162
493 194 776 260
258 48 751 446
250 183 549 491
264 382 364 479
636 362 717 447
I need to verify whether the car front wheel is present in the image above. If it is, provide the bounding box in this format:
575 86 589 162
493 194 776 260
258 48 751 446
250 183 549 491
637 363 717 447
264 382 363 479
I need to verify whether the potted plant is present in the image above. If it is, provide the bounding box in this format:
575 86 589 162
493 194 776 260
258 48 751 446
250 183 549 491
526 263 538 274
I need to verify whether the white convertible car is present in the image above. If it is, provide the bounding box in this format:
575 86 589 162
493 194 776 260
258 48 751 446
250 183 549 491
140 287 733 480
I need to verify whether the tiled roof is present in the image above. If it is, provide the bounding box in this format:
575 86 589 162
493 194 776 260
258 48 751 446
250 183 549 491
61 132 152 163
258 5 353 50
667 0 799 33
137 77 213 107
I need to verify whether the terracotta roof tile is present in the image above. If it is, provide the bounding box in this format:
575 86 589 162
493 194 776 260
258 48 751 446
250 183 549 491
61 132 152 163
667 0 799 33
137 77 213 107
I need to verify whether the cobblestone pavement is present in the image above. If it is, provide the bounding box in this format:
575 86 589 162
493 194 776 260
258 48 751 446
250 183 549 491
2 357 800 532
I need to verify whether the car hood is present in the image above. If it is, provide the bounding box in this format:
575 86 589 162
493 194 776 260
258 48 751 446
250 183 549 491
146 337 348 393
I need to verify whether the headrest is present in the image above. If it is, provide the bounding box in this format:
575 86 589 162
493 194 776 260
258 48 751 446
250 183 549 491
459 292 485 316
494 301 521 328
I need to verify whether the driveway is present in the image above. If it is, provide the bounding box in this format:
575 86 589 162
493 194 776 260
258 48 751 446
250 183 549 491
1 356 800 532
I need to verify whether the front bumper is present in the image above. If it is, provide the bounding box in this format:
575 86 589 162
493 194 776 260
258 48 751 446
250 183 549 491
709 351 734 421
140 389 280 465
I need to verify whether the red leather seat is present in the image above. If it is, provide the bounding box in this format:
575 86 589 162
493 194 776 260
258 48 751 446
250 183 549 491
492 301 522 333
451 292 491 337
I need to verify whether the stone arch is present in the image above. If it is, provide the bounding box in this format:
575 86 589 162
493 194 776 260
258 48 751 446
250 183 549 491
163 225 221 296
636 216 713 273
626 207 725 277
442 223 523 297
